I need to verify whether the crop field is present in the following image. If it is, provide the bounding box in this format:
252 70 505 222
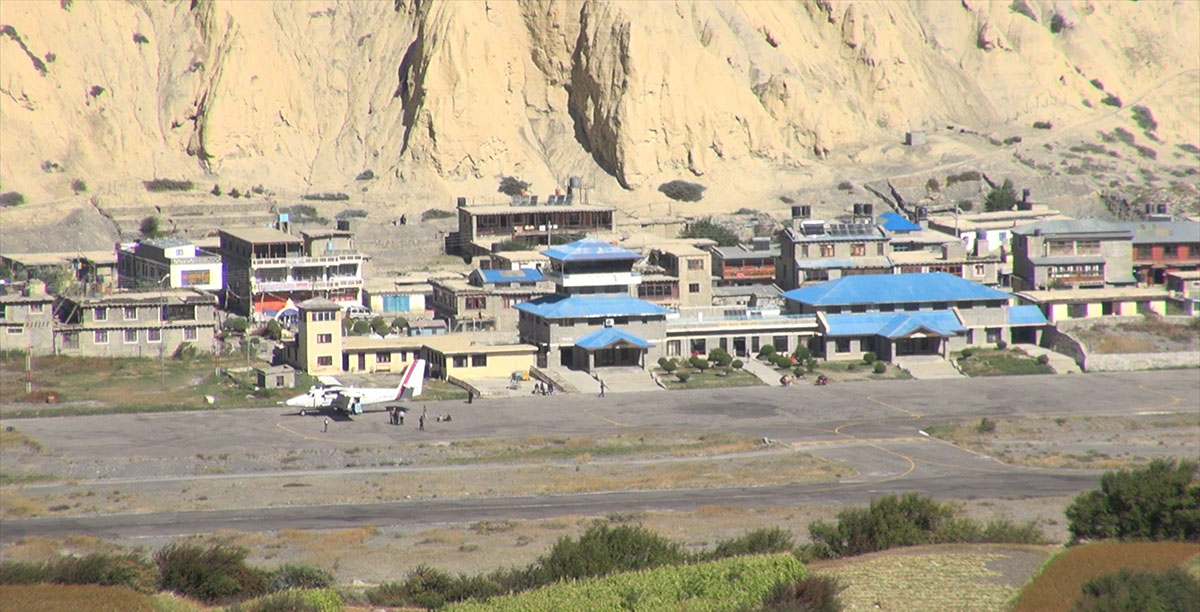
1010 541 1200 612
443 553 805 612
811 544 1054 612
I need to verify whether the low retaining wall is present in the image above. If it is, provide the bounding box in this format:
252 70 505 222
1084 351 1200 372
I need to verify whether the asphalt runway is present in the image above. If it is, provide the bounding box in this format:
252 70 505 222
2 369 1196 543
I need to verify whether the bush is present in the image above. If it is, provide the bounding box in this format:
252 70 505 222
1065 458 1200 543
836 180 853 191
0 553 157 593
370 316 390 336
144 178 193 192
335 209 368 220
984 178 1018 212
71 178 87 194
660 358 678 373
211 184 222 196
422 208 455 221
351 320 371 336
862 352 876 364
155 543 269 604
1033 120 1054 129
658 179 706 202
264 320 282 341
0 192 26 207
355 169 375 181
90 85 106 97
301 192 349 201
679 218 738 246
873 362 887 374
945 170 982 186
224 317 248 333
706 527 795 560
794 366 805 377
772 354 793 369
925 177 941 192
792 346 811 360
1101 94 1122 108
1049 13 1068 33
498 176 531 197
535 524 687 583
756 574 844 612
731 359 744 370
173 342 199 360
1071 568 1200 612
958 199 974 211
365 565 502 609
140 215 162 237
690 355 710 372
1090 78 1105 90
1036 354 1050 365
805 358 817 373
133 32 149 44
995 340 1008 350
759 345 777 358
676 372 691 383
230 188 242 198
227 588 343 612
961 348 975 358
976 417 997 434
1003 136 1023 145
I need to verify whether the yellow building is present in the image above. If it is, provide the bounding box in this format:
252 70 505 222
422 335 538 381
1016 287 1168 323
342 336 425 374
296 297 343 375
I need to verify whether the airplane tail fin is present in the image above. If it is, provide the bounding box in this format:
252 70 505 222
396 358 426 399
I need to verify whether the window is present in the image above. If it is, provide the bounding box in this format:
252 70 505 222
316 333 333 344
377 352 391 363
62 332 79 349
465 296 487 310
974 264 986 276
880 304 895 312
275 376 285 386
666 340 681 356
826 306 841 314
801 245 810 257
688 259 704 270
471 354 487 367
691 339 706 354
148 328 162 343
1162 245 1179 258
1135 245 1153 259
751 336 760 352
835 339 851 353
859 339 871 351
312 311 336 322
719 337 728 351
851 304 866 313
183 327 197 341
453 355 468 368
317 356 333 366
124 306 138 321
819 244 835 257
933 302 948 310
773 336 788 352
93 307 108 321
986 328 1002 343
851 243 866 256
0 305 5 319
30 303 44 313
877 243 885 256
94 330 109 344
8 326 24 334
958 301 973 310
688 283 700 293
124 329 138 343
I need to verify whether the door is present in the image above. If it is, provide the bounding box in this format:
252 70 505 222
357 354 366 371
733 337 746 357
383 295 410 312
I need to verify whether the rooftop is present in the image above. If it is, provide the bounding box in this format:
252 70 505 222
795 256 893 269
1016 286 1170 303
783 272 1011 306
475 268 545 284
1113 221 1200 245
141 237 194 249
711 243 780 259
574 327 655 350
342 336 426 351
301 229 353 240
421 335 537 355
1 250 119 266
515 294 672 319
542 238 641 262
822 310 966 338
460 203 615 215
492 250 549 262
783 223 887 243
68 289 217 305
220 227 303 244
1011 219 1133 238
877 211 921 233
298 297 343 311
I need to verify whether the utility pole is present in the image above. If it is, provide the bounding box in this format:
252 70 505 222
158 273 169 386
25 309 32 396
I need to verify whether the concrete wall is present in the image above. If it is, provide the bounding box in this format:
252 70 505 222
1085 351 1200 371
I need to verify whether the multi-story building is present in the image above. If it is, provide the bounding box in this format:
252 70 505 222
926 207 1067 254
430 268 555 332
0 250 118 290
220 227 366 320
1114 221 1200 285
117 237 223 291
0 280 56 355
889 241 1001 286
363 275 431 316
709 238 778 287
53 289 219 358
517 238 670 371
1010 220 1135 290
638 243 713 309
776 220 892 290
291 297 343 375
450 195 617 256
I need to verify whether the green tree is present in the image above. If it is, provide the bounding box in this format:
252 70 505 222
731 359 743 370
71 179 88 194
264 320 282 341
690 355 710 372
498 176 531 197
1065 458 1200 543
370 316 390 336
351 320 371 336
534 524 686 584
139 215 162 237
984 178 1018 212
223 316 248 333
679 218 739 246
390 316 409 330
658 179 706 202
1072 568 1200 612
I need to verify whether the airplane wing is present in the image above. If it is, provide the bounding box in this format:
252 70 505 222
317 375 343 387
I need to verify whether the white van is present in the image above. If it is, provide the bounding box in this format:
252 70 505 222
343 304 373 320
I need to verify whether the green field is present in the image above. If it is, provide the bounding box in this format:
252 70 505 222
955 348 1054 377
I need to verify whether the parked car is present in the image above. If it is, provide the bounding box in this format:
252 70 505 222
343 304 373 320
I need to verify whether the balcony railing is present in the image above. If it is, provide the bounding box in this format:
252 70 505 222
250 252 364 267
252 277 363 292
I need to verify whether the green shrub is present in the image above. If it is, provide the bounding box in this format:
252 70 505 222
995 340 1008 350
0 560 45 584
211 184 222 196
144 178 193 192
759 345 777 358
805 358 817 373
422 208 456 221
351 320 371 336
155 543 269 604
690 356 710 372
679 218 738 246
71 179 87 194
772 354 793 369
1033 120 1053 130
731 359 744 370
1090 78 1105 91
280 205 320 221
1100 94 1122 108
794 366 805 377
1049 13 1068 33
660 358 678 373
1071 568 1200 612
228 588 343 612
675 372 691 383
498 176 531 197
958 199 974 211
301 192 349 201
1130 106 1157 132
976 417 996 434
792 346 810 360
0 553 157 593
658 179 706 202
90 85 105 97
0 192 26 207
264 320 282 341
925 178 940 192
173 342 199 360
706 527 795 560
755 574 844 612
269 564 333 591
873 362 886 374
984 179 1018 212
960 348 975 358
355 169 375 181
335 209 367 220
366 565 502 609
836 180 853 191
140 215 163 237
390 316 409 330
862 352 876 364
1036 354 1050 365
535 524 687 584
945 170 982 186
224 317 248 333
1065 458 1200 543
370 316 390 336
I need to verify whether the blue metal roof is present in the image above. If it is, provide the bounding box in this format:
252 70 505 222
878 211 921 232
824 311 965 338
783 272 1010 306
542 238 641 262
514 294 671 319
574 327 655 349
477 268 544 284
1007 304 1048 325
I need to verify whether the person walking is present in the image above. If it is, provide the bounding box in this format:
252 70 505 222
418 413 425 431
323 418 329 433
599 378 606 397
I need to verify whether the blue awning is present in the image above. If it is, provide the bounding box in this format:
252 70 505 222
574 327 655 350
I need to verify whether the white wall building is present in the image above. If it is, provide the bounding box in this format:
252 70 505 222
117 238 223 291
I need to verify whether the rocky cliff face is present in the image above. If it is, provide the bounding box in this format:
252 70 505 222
1 0 1196 208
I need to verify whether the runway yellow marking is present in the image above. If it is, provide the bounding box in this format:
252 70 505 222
1136 384 1184 411
865 395 922 419
582 409 630 427
275 421 362 444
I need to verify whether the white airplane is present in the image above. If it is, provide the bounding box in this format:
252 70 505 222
285 359 426 418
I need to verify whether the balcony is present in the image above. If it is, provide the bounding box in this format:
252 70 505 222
252 277 363 292
250 251 364 267
543 270 641 287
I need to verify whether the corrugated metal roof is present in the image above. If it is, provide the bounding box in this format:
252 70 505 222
477 268 544 283
514 294 671 318
1007 305 1048 325
1029 255 1106 265
877 211 921 232
796 256 893 270
823 311 965 338
574 327 655 349
542 238 641 261
1113 221 1200 245
1011 219 1133 237
783 272 1010 306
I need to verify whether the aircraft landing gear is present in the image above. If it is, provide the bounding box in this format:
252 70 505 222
299 409 307 416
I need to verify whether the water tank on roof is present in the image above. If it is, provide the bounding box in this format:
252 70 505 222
569 176 582 189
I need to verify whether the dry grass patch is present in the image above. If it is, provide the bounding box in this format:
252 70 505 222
0 429 43 453
1075 317 1200 354
0 584 156 612
1011 541 1200 612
